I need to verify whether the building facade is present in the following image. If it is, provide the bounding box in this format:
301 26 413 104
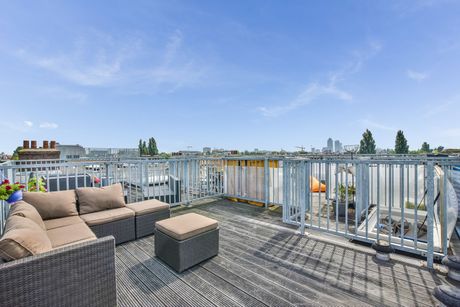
56 144 86 160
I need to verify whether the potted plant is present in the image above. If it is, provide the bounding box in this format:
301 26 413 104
0 179 26 204
333 183 356 217
28 176 47 192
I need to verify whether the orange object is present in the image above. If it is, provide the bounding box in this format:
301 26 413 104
310 176 326 192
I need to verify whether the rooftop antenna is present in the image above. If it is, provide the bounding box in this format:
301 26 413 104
344 145 359 159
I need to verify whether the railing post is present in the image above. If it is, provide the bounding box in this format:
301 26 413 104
105 162 110 186
139 162 144 204
264 158 269 208
301 161 310 235
426 162 435 269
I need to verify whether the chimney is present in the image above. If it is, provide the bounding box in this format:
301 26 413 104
23 140 30 149
50 141 56 149
43 140 49 149
31 140 37 149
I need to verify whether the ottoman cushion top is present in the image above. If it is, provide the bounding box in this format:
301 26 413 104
155 213 218 241
126 199 170 215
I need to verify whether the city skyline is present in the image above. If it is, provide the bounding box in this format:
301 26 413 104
1 1 459 153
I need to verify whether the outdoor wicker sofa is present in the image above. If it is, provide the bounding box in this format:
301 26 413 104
0 183 171 307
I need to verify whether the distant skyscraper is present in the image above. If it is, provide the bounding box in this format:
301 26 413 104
334 140 343 153
327 138 333 152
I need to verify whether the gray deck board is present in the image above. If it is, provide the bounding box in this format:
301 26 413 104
116 199 442 307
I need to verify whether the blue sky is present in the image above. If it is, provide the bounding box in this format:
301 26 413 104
1 0 459 153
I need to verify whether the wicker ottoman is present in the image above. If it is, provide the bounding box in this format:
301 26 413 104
154 213 219 272
126 199 171 238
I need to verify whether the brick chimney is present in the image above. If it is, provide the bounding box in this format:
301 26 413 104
43 140 49 149
23 140 30 149
31 140 37 149
50 141 56 149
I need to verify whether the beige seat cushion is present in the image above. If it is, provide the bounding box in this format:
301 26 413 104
155 213 218 241
23 190 78 220
44 216 85 230
76 183 125 214
80 207 134 226
0 216 52 261
54 238 97 249
47 223 96 248
126 199 170 215
8 200 46 230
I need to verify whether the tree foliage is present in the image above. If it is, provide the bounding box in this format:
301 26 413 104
394 130 409 154
358 129 376 154
12 146 23 160
147 137 159 156
138 138 158 156
421 142 431 153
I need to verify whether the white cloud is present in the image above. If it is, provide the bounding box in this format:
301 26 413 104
14 29 207 92
0 121 33 132
358 119 395 132
258 41 381 117
258 82 352 117
39 122 58 129
407 70 429 81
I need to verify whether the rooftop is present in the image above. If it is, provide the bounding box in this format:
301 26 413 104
116 199 444 307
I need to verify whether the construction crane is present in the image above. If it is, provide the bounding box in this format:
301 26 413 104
295 146 306 152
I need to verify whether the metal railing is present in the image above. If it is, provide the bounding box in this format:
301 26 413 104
1 156 459 268
0 158 225 232
282 157 459 268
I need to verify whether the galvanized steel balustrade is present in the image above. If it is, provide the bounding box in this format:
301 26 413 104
1 156 459 268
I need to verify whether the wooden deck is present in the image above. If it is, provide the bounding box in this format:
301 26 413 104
116 199 444 307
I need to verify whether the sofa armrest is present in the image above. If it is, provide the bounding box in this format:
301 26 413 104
0 236 116 307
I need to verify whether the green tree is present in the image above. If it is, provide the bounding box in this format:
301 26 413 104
158 152 171 159
358 129 376 154
421 142 431 153
142 141 147 155
12 146 23 160
138 139 143 157
394 130 409 154
437 146 444 152
147 137 159 156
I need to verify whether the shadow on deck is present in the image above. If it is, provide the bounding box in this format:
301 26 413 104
116 199 443 306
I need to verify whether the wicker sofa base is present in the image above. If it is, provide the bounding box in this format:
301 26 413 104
155 227 219 273
136 210 170 239
0 236 116 307
89 217 135 245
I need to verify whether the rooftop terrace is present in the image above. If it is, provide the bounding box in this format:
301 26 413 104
116 199 446 307
1 156 459 306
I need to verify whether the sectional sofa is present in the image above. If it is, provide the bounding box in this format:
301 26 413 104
0 183 170 307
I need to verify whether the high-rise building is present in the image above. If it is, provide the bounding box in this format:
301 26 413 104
327 138 333 152
203 147 211 154
334 140 343 153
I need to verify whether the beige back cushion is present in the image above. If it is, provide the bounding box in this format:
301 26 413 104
8 200 46 230
23 190 78 220
76 183 125 214
0 215 52 261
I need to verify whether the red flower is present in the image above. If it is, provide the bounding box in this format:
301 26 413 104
5 185 11 191
19 185 25 189
3 179 10 184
